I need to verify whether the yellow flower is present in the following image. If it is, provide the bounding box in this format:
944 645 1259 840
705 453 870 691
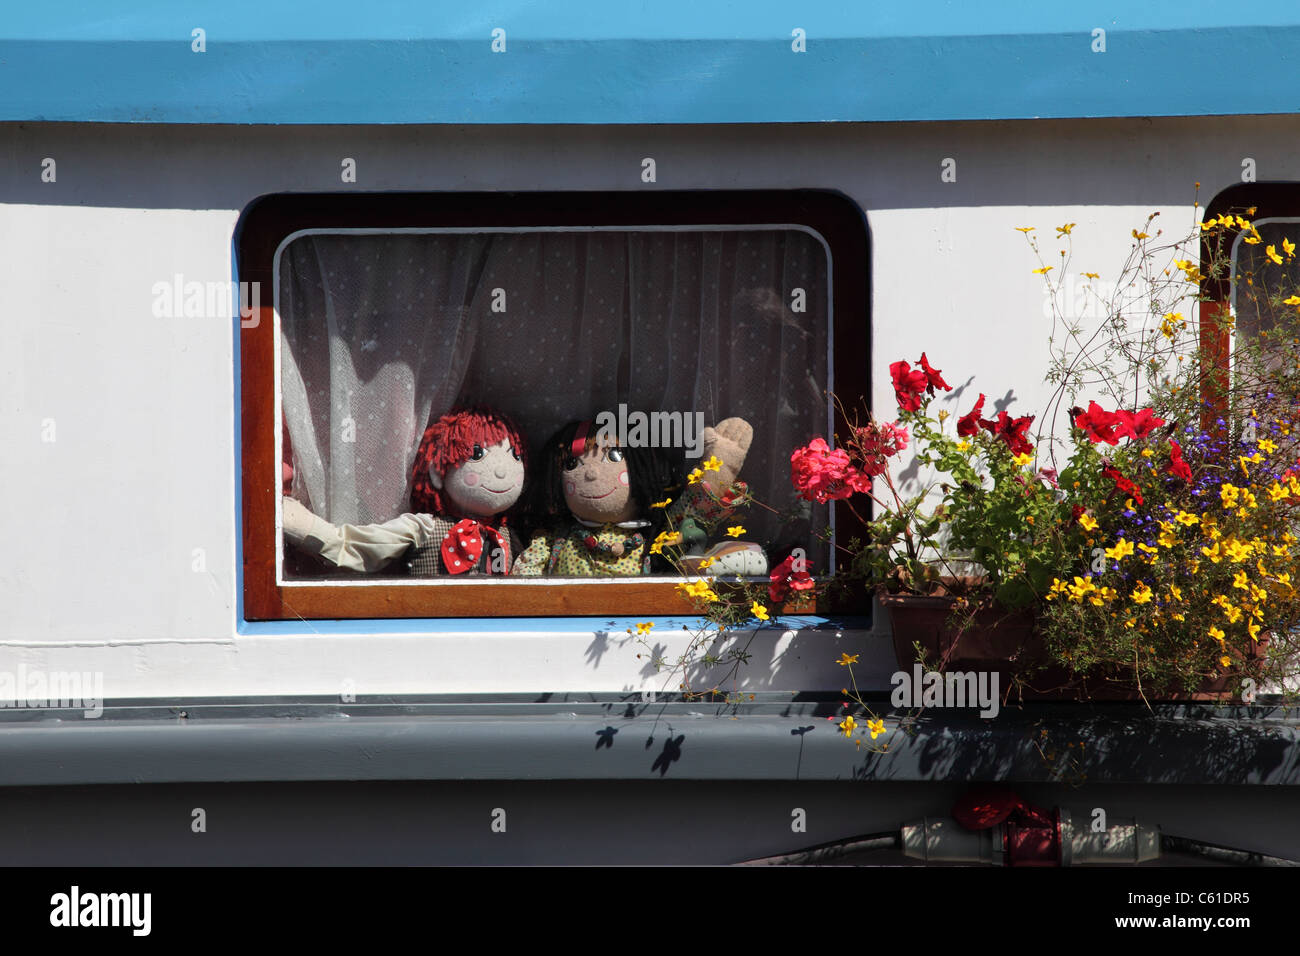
702 455 723 473
1209 626 1226 644
867 718 886 740
1130 582 1153 604
956 440 971 452
1104 538 1135 561
725 525 746 538
1267 244 1284 265
1082 272 1100 279
1032 266 1053 275
1232 570 1249 590
650 531 682 555
1220 482 1240 508
697 557 716 570
650 497 673 509
1174 510 1199 526
836 653 859 667
1157 526 1177 549
751 602 770 621
1269 482 1289 502
1078 513 1099 531
1248 620 1263 642
1140 448 1154 458
634 621 655 635
1220 655 1233 668
1015 226 1035 233
839 715 857 737
1168 584 1183 601
1258 437 1277 453
1201 541 1223 563
1056 223 1075 235
1133 230 1150 240
1013 452 1034 466
686 468 704 484
676 579 718 603
1286 237 1297 257
1223 538 1252 563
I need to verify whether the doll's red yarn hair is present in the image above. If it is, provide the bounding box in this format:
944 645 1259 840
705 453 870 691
409 407 528 515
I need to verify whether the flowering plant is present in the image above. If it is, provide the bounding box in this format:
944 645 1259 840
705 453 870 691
798 352 1081 610
804 201 1300 699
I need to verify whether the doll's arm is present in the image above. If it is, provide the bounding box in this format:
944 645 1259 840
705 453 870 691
510 534 552 576
283 495 439 573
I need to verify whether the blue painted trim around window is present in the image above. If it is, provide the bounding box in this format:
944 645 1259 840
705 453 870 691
4 2 1300 124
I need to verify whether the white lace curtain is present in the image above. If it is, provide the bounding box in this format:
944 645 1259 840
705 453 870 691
279 228 831 563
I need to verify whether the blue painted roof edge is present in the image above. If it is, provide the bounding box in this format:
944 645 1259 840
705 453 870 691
2 27 1299 125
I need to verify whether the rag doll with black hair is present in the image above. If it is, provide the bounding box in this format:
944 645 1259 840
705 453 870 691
511 416 761 576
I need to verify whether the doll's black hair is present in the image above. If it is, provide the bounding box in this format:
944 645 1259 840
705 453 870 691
523 419 684 546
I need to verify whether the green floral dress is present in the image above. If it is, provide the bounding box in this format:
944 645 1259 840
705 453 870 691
512 521 650 576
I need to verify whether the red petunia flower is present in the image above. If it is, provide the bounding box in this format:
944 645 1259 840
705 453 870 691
769 553 815 604
1101 465 1144 506
1167 438 1193 482
1114 408 1166 441
1073 401 1124 445
957 393 986 437
918 353 953 395
981 410 1035 457
890 361 929 412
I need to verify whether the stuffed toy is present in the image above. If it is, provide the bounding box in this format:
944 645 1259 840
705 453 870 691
511 418 679 576
282 406 527 576
669 418 768 576
511 415 762 576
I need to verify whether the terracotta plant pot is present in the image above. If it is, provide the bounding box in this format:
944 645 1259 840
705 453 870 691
880 591 1263 703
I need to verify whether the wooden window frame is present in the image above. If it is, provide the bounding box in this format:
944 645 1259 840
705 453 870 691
238 189 870 620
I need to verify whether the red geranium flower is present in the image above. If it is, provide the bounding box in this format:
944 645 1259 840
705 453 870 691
982 410 1035 456
1102 465 1144 506
890 361 929 412
1073 401 1124 445
918 353 953 395
769 553 815 604
1115 408 1166 441
853 420 909 477
1167 438 1193 482
790 438 869 503
957 393 986 437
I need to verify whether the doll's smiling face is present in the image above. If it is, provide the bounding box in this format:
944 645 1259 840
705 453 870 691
433 438 524 517
562 441 638 524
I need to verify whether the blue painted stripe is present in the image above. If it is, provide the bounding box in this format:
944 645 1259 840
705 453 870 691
3 5 1300 123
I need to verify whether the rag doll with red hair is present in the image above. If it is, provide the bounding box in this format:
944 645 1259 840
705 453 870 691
282 407 527 576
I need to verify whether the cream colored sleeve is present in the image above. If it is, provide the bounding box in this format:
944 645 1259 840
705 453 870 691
282 496 441 573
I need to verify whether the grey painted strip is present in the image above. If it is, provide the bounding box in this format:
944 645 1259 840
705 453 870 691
0 699 1298 786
